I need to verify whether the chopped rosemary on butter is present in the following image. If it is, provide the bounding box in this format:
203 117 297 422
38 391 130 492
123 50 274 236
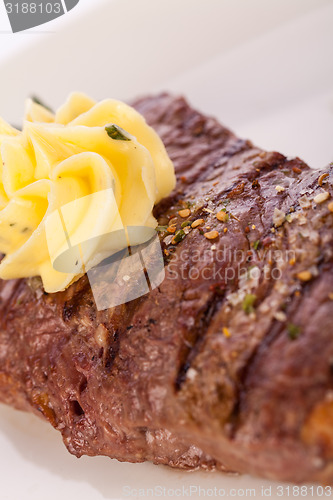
31 95 53 113
105 124 131 141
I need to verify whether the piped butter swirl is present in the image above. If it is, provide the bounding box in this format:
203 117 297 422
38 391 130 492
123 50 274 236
0 93 175 292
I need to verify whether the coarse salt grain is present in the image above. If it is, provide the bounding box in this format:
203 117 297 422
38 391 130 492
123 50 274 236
314 192 330 204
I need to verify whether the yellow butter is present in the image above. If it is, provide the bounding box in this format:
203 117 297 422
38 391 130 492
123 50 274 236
0 93 175 293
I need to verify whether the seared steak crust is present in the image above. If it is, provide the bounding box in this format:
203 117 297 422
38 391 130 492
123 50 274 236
0 94 333 482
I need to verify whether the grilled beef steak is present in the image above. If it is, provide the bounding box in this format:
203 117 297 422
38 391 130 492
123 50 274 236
0 94 333 483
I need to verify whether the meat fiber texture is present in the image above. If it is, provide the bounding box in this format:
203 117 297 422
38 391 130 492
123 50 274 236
0 94 332 484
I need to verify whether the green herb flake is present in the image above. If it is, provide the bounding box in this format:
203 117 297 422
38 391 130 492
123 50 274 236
253 239 261 251
186 201 195 208
105 124 131 141
173 229 185 244
155 225 168 233
287 323 301 340
219 199 230 207
242 294 257 315
31 95 53 113
181 221 192 228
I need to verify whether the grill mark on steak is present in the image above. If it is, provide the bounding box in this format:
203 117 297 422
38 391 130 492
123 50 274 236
62 301 75 322
226 314 279 437
227 283 304 438
176 291 225 391
104 329 120 371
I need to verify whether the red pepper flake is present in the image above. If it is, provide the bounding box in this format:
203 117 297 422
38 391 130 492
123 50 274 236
245 226 250 233
262 236 273 248
209 283 226 293
227 182 245 198
193 123 204 136
293 166 302 174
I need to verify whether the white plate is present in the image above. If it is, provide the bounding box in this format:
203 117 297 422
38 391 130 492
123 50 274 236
0 1 333 499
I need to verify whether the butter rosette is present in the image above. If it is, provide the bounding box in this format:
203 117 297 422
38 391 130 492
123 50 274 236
0 93 175 292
